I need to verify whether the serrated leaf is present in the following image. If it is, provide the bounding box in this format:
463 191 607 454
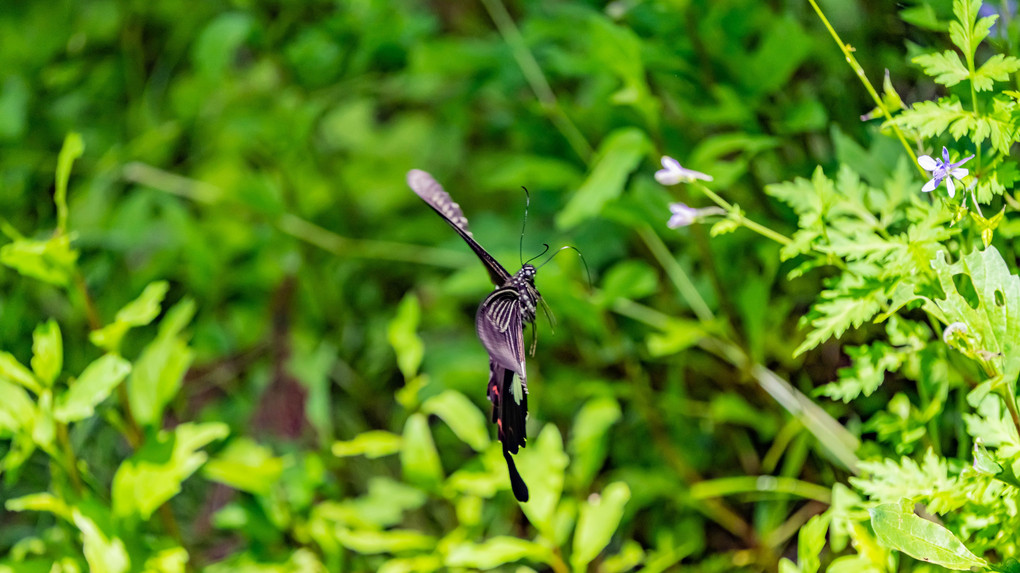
54 354 132 423
332 430 403 458
445 537 552 569
869 503 985 570
31 320 62 387
913 51 969 87
818 343 904 402
111 422 228 519
421 390 489 451
974 54 1020 91
794 287 883 356
571 482 631 571
797 513 830 573
556 128 650 229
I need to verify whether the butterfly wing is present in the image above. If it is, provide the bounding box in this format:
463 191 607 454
407 169 512 285
477 287 530 502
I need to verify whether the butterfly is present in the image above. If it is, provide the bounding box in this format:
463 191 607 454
407 168 539 503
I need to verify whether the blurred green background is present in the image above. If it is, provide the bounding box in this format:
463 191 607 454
0 0 966 571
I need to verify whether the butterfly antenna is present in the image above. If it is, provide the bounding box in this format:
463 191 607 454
518 186 531 267
524 243 550 266
538 245 593 289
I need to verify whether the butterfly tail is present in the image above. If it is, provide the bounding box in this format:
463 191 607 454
488 363 529 501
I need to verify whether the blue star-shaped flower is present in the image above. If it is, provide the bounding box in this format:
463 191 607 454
918 147 973 198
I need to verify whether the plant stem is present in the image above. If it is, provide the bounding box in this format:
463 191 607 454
806 0 923 176
637 225 714 322
57 422 83 495
695 184 792 246
479 0 593 163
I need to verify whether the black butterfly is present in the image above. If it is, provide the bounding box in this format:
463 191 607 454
408 168 539 503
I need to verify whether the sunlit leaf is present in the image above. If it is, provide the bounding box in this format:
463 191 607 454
571 482 631 570
54 354 131 423
30 320 62 387
445 537 552 569
400 413 443 488
202 438 286 496
421 390 489 451
332 430 403 459
869 502 985 570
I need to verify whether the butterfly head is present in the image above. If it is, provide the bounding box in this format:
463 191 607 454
510 264 540 324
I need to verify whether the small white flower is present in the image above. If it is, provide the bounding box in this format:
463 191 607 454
667 202 726 229
668 203 698 228
655 156 713 186
918 147 973 198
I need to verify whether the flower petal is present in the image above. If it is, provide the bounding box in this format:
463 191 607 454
655 169 680 186
921 177 939 193
918 155 938 171
941 147 951 163
950 167 969 178
661 156 682 171
946 176 955 198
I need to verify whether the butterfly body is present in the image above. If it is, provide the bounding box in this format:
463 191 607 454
408 169 537 502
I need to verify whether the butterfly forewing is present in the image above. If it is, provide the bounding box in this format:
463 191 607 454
408 168 538 503
407 169 511 285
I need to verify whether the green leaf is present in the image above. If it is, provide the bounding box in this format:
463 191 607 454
128 299 195 427
571 482 631 571
5 492 73 520
202 438 286 496
949 0 986 59
817 343 904 402
0 234 79 287
556 128 650 229
379 556 442 573
869 502 985 570
332 430 403 458
421 390 489 451
112 422 229 519
569 397 622 489
54 133 84 234
445 537 552 569
973 54 1020 91
387 293 424 381
923 247 1020 388
74 509 129 573
31 320 62 387
335 528 435 554
400 413 443 488
600 261 659 303
850 450 955 507
517 425 569 535
794 285 883 356
54 354 131 423
646 318 704 357
89 281 170 352
0 379 36 435
0 351 42 394
912 51 969 87
797 513 830 573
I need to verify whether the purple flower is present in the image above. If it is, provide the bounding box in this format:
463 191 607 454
667 203 725 229
918 147 973 198
655 156 713 186
668 203 699 228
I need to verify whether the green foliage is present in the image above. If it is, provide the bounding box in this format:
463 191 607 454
6 0 1020 571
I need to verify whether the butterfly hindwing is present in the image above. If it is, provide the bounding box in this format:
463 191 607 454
407 169 511 285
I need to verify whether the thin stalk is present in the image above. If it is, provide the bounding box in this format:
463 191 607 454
806 0 923 176
636 225 714 322
695 184 792 246
57 422 83 495
276 214 475 269
479 0 593 163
